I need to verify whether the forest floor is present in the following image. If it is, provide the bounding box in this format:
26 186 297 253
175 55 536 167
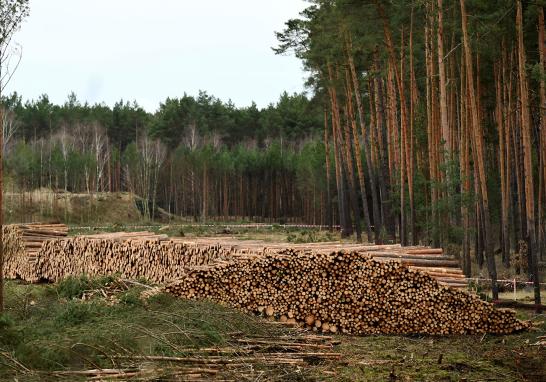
0 277 545 382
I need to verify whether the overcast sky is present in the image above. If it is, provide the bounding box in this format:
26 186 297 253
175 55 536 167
5 0 308 112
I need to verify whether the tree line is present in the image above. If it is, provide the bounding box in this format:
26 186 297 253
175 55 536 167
275 0 545 303
2 91 332 224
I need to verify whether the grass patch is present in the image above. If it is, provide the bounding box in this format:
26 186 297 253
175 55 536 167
69 222 345 244
287 229 338 243
333 327 546 382
0 280 275 380
0 279 544 381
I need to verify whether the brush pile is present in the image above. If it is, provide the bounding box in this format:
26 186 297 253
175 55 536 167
165 250 529 335
52 333 341 381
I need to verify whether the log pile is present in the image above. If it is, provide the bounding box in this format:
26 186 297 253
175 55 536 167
2 225 25 264
5 228 468 290
358 248 467 288
165 251 529 335
5 231 468 289
25 237 235 283
4 228 525 335
3 223 68 279
184 238 468 288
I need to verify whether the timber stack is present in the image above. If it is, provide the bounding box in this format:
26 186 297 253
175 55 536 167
185 239 468 288
3 226 526 335
29 236 234 283
3 223 68 280
4 230 468 288
165 250 529 335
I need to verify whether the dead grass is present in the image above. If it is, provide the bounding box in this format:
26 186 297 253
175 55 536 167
4 189 143 224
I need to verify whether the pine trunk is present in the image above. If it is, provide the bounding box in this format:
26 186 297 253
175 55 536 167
496 61 510 267
367 79 383 244
409 9 417 244
324 110 333 231
460 55 471 277
341 103 363 242
516 0 541 307
345 65 372 241
347 41 376 242
0 103 3 312
375 1 411 246
328 69 352 237
460 0 498 299
538 7 546 262
437 0 450 160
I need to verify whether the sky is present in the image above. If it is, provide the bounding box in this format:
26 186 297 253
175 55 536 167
5 0 308 112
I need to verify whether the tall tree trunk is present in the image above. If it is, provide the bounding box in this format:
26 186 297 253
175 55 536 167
324 110 333 231
409 8 417 244
437 0 450 156
386 63 399 183
374 56 397 241
372 60 389 240
386 62 400 240
327 66 351 237
460 53 471 277
460 0 498 299
503 43 514 265
516 0 541 307
425 5 439 246
436 0 452 240
347 39 376 242
345 65 372 241
496 62 509 267
538 7 546 262
400 28 412 247
367 79 383 244
341 104 363 242
512 84 526 248
375 1 411 245
0 102 3 312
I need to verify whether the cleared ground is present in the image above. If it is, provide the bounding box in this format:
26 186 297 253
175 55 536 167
2 224 545 380
0 277 544 381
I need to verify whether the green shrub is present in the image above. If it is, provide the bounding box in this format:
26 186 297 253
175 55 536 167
0 314 21 346
146 292 175 306
55 301 104 326
56 275 115 299
119 289 142 306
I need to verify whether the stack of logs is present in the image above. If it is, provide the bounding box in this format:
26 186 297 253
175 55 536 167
24 236 235 283
186 239 468 288
165 250 529 335
3 226 528 335
4 229 468 289
3 223 68 279
355 247 466 288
